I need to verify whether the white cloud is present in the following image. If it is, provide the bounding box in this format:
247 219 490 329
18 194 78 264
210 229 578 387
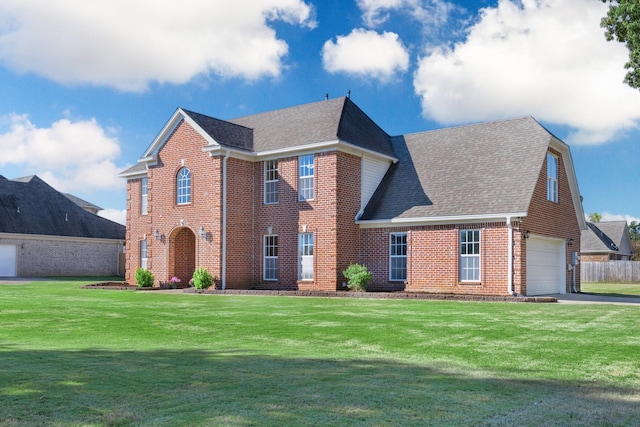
599 212 640 225
99 208 127 226
0 114 124 194
322 29 409 81
413 0 640 145
0 0 315 92
357 0 455 30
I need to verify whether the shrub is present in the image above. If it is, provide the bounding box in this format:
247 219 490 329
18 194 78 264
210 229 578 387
192 267 214 289
343 263 373 291
135 268 155 288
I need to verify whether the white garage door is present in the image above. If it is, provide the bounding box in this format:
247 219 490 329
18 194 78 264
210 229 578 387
0 244 17 277
526 237 565 296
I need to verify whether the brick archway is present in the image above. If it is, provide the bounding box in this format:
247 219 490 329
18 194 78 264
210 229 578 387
169 227 196 284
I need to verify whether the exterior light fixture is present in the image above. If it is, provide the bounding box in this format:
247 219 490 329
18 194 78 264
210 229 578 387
198 226 207 239
153 229 162 241
523 230 530 239
567 238 574 246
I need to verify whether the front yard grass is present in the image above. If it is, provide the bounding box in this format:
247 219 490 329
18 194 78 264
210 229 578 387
581 282 640 297
1 280 639 426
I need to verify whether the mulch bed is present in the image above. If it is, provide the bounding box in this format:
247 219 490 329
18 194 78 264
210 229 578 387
80 282 557 302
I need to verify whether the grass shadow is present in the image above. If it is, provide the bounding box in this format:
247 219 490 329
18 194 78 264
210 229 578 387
1 347 638 426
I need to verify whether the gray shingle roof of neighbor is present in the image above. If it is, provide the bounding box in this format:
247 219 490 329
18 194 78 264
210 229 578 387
360 117 553 221
582 221 631 254
0 175 125 239
228 96 395 157
64 193 103 212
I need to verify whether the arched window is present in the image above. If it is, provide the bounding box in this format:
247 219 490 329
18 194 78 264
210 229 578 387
176 167 191 205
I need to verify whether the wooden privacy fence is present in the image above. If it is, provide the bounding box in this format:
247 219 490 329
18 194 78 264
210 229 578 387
581 261 640 283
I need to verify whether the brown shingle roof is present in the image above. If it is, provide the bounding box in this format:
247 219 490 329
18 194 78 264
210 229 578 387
229 97 394 157
360 117 552 220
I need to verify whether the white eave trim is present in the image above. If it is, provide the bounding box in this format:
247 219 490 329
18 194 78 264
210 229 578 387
202 139 398 163
549 136 587 231
142 108 220 159
357 212 528 228
118 169 148 179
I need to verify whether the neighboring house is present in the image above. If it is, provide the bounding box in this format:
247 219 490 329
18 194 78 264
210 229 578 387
120 97 586 296
0 175 126 277
581 221 634 261
64 193 103 214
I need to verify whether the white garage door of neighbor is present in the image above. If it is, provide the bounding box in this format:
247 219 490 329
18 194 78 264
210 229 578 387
0 244 17 277
526 237 565 296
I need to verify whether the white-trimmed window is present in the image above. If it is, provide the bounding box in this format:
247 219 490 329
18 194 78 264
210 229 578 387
547 153 558 203
298 233 314 280
176 167 191 205
460 230 480 282
140 239 148 270
264 160 279 204
390 232 407 281
298 155 314 201
264 235 278 281
141 177 148 215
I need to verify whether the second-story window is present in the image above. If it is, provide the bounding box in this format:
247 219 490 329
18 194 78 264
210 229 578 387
547 153 558 203
141 177 148 215
264 160 279 204
298 154 314 201
176 167 191 205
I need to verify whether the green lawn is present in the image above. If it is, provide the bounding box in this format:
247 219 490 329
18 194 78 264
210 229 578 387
582 282 640 297
1 279 639 426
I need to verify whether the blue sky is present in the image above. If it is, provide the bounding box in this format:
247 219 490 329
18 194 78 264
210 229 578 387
1 0 639 226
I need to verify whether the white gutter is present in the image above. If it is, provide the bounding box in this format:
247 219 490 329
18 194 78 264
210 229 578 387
506 216 515 296
221 150 230 290
357 212 527 228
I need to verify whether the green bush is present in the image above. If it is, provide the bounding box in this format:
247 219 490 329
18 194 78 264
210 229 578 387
192 267 214 289
135 267 154 288
343 263 373 291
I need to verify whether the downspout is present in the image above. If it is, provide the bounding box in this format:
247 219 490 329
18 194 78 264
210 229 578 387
221 150 230 290
506 216 516 296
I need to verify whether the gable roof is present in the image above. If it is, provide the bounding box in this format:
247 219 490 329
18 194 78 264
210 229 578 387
581 221 634 256
182 109 254 152
359 117 583 225
0 175 125 240
120 97 396 178
229 96 395 157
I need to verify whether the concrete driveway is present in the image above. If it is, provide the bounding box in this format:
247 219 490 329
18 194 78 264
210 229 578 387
0 277 47 285
551 292 640 305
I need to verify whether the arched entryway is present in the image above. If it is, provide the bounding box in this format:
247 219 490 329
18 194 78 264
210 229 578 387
169 227 196 284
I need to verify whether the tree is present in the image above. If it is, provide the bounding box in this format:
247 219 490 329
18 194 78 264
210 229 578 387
601 0 640 90
589 212 602 222
628 221 640 260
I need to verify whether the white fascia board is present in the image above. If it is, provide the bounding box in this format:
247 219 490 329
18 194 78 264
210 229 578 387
204 139 398 163
357 212 528 228
549 137 587 231
118 169 148 179
142 108 219 159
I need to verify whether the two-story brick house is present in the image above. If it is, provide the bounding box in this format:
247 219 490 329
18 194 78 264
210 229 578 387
120 97 586 296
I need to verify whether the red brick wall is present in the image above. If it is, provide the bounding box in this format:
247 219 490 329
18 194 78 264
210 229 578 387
359 149 581 296
225 157 254 288
125 119 223 286
361 223 512 295
251 151 361 291
518 148 582 294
